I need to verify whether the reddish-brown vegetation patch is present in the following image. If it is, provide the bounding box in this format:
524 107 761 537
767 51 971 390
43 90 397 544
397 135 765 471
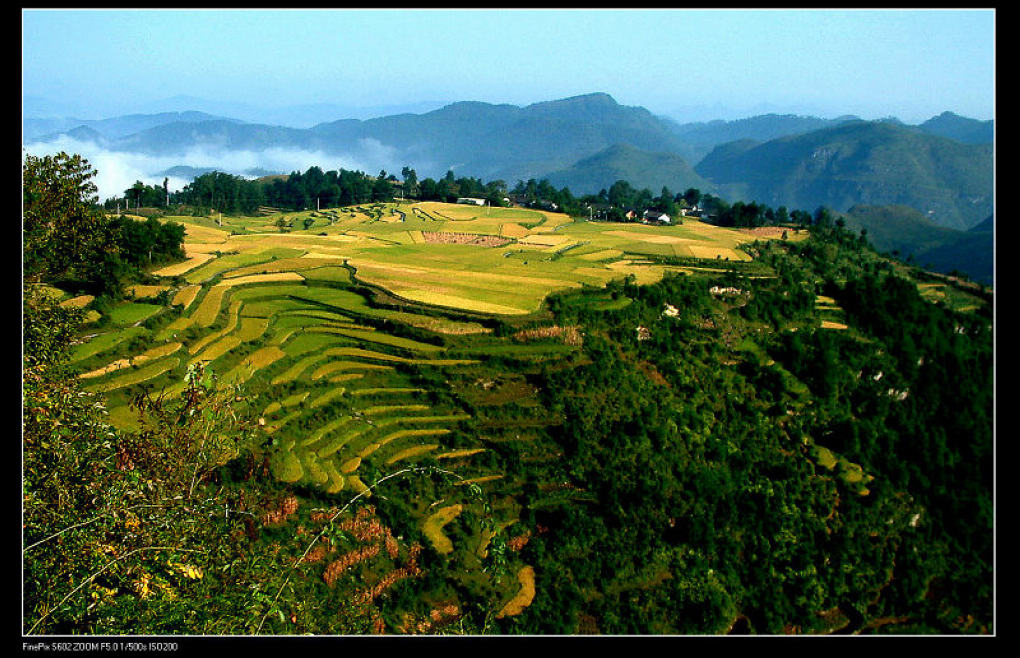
322 544 381 586
512 324 583 345
260 495 299 526
422 231 512 247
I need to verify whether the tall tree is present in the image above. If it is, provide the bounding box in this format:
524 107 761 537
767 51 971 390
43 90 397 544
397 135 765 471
23 152 120 295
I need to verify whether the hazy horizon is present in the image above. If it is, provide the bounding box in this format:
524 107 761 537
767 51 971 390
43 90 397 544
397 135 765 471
23 9 995 125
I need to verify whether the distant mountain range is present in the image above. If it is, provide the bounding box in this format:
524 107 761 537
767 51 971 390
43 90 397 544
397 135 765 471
23 92 993 281
23 111 242 142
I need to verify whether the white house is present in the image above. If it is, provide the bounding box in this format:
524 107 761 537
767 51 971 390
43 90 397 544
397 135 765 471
457 197 487 206
642 209 671 224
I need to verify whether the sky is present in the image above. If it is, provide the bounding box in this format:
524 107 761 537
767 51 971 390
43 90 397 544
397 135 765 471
23 8 995 124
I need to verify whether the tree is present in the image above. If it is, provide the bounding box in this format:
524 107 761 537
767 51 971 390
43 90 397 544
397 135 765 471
23 152 121 295
401 166 418 199
683 187 702 208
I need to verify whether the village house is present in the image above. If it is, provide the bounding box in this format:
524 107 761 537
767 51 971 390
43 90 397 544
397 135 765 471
457 197 487 206
642 209 671 224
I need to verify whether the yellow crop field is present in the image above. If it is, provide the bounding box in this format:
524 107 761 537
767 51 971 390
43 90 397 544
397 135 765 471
85 356 181 393
190 286 228 327
577 248 624 261
327 372 365 384
436 448 486 460
688 245 750 261
181 223 232 243
216 271 305 287
519 234 570 246
221 346 286 386
398 289 533 315
60 295 94 308
79 342 183 379
604 230 691 245
422 504 463 555
222 257 339 278
384 444 439 465
188 317 267 366
497 566 536 618
189 300 242 354
183 243 226 256
455 475 504 486
358 429 451 458
362 404 430 416
309 388 348 409
322 462 345 494
127 284 171 298
499 223 530 238
237 316 271 342
189 334 242 366
172 285 202 309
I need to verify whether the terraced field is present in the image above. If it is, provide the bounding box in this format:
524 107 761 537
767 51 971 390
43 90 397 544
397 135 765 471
66 201 792 631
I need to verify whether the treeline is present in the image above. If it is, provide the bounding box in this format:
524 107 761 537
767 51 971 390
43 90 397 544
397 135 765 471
103 163 848 237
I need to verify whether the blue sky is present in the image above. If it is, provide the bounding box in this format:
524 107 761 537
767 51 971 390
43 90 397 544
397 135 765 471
23 8 995 123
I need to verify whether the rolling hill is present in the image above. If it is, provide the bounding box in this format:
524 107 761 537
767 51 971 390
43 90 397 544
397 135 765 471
540 143 716 196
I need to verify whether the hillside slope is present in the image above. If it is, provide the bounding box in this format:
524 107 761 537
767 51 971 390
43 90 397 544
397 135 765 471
838 205 993 285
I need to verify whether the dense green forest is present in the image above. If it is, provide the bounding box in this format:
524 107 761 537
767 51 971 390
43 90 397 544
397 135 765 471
498 229 993 634
23 152 993 636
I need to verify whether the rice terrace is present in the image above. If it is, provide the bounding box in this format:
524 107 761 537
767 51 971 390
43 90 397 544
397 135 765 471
41 199 808 629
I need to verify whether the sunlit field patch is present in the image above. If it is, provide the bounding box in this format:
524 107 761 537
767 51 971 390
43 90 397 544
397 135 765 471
422 504 463 555
79 342 182 379
384 444 439 465
171 285 202 310
496 566 536 618
84 356 181 393
60 294 94 308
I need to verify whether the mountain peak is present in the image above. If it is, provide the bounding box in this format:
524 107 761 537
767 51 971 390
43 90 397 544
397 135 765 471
526 92 619 110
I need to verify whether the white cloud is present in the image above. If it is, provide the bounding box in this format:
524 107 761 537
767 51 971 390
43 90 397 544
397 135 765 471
23 135 407 201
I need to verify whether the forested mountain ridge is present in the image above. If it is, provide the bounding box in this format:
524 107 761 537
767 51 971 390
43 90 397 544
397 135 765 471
916 111 994 144
661 113 864 164
695 120 993 231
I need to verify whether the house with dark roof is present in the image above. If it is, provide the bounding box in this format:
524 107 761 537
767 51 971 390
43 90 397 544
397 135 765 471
642 209 671 224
